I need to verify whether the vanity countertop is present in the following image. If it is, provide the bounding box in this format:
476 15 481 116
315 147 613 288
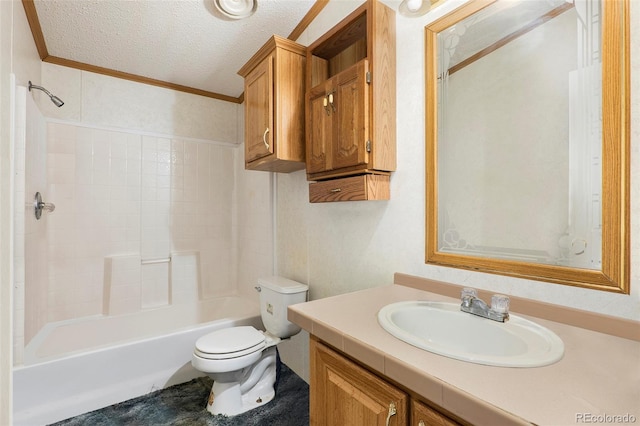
288 281 640 425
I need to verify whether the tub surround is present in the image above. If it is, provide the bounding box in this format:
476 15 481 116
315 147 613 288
288 275 640 425
13 300 262 426
23 296 260 364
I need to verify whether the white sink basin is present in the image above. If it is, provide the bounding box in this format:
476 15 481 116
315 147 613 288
378 301 564 367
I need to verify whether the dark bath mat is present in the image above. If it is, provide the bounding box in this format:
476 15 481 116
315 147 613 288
49 362 309 426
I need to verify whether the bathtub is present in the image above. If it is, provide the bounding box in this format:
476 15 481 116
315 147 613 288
13 296 262 426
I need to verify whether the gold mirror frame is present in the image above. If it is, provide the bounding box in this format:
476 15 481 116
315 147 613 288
425 0 630 293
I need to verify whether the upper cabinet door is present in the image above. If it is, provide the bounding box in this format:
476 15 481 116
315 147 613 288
332 59 369 171
244 55 274 164
307 82 331 174
239 35 306 173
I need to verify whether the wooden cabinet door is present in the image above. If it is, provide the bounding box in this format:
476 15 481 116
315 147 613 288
307 82 331 174
332 59 369 171
306 60 370 176
411 399 462 426
244 54 274 164
311 339 407 426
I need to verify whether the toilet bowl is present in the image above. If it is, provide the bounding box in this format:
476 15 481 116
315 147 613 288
191 276 308 416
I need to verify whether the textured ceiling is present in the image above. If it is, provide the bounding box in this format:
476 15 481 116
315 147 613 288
33 0 317 100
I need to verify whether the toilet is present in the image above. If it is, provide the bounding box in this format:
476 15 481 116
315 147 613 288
191 276 308 416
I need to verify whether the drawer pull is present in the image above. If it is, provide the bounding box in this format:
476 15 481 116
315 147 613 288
330 188 342 193
385 402 397 426
262 127 270 150
418 421 425 426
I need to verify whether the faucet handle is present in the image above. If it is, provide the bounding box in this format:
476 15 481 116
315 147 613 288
491 294 510 314
461 287 478 299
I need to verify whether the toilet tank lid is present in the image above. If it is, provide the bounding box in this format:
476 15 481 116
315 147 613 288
258 276 308 294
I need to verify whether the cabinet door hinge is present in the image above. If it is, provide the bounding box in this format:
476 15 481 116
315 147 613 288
366 140 372 152
366 71 371 84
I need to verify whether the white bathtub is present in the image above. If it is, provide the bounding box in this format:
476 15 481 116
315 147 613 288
13 296 262 426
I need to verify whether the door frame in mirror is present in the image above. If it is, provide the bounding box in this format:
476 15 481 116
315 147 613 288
424 0 630 293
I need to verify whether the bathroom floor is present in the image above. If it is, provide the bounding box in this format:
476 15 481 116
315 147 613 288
49 363 309 426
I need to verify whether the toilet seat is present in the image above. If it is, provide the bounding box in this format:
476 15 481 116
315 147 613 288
195 326 266 360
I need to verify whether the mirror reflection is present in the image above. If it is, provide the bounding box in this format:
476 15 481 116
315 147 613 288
437 0 600 269
425 0 629 293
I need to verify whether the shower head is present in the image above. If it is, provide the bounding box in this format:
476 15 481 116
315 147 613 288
50 95 64 108
28 81 64 107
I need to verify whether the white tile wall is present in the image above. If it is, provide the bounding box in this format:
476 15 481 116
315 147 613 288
13 85 27 364
11 83 50 364
141 135 172 302
39 122 242 322
22 91 48 352
103 255 141 315
170 252 199 304
170 139 237 300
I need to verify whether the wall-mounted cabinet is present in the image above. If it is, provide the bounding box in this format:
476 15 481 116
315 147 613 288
238 35 306 173
305 0 396 202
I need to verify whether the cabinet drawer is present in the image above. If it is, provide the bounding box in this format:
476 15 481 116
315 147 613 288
309 174 389 203
412 399 463 426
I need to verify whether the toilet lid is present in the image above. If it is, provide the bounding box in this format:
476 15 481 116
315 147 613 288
195 326 265 357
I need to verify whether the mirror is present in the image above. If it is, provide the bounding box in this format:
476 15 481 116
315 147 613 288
425 0 629 293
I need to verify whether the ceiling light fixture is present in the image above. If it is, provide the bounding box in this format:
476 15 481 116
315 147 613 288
213 0 257 20
398 0 431 17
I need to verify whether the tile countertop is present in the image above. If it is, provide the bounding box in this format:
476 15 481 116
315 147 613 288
288 284 640 426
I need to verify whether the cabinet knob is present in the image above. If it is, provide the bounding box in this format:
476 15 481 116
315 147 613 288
262 127 270 150
328 92 336 112
323 96 330 115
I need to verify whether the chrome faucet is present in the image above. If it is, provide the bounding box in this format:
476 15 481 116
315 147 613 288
460 288 510 322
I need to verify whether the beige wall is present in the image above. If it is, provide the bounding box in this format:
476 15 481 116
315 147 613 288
277 0 640 381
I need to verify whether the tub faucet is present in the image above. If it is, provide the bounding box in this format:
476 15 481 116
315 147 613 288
460 288 510 322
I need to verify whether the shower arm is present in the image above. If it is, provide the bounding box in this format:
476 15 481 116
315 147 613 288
28 81 64 107
28 81 54 97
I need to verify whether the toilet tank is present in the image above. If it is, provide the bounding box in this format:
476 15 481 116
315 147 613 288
257 276 308 338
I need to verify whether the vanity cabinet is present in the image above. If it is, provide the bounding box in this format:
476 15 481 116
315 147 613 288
310 338 408 425
310 337 464 426
238 35 306 173
305 0 396 202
